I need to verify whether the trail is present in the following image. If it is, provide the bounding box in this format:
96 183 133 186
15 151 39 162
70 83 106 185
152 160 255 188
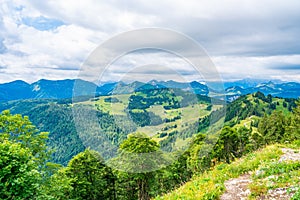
220 148 300 200
220 174 251 200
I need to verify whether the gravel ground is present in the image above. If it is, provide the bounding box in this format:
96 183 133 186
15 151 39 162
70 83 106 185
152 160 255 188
220 174 252 200
259 186 298 200
279 148 300 162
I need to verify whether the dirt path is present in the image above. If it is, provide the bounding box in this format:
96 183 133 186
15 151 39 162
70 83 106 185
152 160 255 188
220 148 300 200
220 174 252 200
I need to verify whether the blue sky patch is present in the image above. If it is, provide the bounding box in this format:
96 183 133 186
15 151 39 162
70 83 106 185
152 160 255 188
22 16 65 31
0 39 7 54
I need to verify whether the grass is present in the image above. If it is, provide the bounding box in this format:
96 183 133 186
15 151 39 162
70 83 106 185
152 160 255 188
249 161 300 198
136 104 211 140
248 141 300 199
174 137 192 150
232 115 259 136
137 124 166 138
155 145 283 200
81 94 129 116
181 105 209 123
281 139 300 149
148 105 168 119
292 188 300 200
76 92 220 146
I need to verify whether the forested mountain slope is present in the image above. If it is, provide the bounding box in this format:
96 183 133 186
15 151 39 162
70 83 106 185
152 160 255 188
0 90 296 166
0 89 299 199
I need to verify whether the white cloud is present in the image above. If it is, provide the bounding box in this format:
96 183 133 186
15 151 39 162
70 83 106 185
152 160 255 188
0 0 300 83
213 55 300 81
100 50 202 83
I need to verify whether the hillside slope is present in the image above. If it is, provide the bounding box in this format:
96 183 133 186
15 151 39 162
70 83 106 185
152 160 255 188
0 89 215 164
0 91 296 165
156 144 300 200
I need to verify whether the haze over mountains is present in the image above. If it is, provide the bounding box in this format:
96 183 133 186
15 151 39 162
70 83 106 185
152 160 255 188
0 78 299 102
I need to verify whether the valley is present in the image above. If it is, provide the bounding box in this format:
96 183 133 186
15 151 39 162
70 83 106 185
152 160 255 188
0 81 299 200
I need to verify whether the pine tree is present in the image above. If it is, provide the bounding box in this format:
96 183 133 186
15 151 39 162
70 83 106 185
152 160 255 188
286 101 300 141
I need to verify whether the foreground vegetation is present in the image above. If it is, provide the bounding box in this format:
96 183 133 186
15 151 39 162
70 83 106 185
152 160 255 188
0 91 299 199
156 145 283 199
156 143 300 199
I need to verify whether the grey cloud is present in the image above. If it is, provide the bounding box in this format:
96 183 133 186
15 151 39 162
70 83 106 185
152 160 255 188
31 66 80 71
7 50 27 57
0 39 7 54
169 16 300 56
25 0 300 57
269 64 300 71
57 67 80 71
2 0 300 83
110 64 195 75
92 0 300 57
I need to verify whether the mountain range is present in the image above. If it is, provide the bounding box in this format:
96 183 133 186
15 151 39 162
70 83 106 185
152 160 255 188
225 81 300 101
0 78 299 102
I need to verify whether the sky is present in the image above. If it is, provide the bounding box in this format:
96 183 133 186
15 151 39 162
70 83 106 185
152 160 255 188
0 0 300 83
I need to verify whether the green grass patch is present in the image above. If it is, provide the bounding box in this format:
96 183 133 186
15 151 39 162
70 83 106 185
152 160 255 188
155 145 282 200
249 161 300 198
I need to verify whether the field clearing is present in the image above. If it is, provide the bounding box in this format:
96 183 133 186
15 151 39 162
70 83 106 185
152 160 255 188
76 93 217 140
82 94 131 115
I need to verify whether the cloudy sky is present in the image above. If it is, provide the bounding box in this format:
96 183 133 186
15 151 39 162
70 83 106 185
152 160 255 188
0 0 300 83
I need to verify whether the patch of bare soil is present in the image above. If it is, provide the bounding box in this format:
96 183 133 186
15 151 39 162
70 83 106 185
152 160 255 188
279 148 300 162
220 174 252 200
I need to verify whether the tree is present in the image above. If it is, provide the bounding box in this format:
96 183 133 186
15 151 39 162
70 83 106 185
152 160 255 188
213 126 239 163
158 151 191 194
64 149 116 200
38 166 73 200
0 110 52 199
258 111 286 144
0 140 41 199
236 127 251 156
0 110 49 166
113 133 164 200
285 101 300 141
186 133 209 172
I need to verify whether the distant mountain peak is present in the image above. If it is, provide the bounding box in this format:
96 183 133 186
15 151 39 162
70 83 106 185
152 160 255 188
0 80 29 86
7 80 29 85
148 80 160 86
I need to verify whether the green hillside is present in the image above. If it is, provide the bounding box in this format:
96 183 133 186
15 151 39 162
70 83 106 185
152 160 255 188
0 90 296 165
0 88 217 164
156 144 300 200
0 89 299 200
154 92 300 200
